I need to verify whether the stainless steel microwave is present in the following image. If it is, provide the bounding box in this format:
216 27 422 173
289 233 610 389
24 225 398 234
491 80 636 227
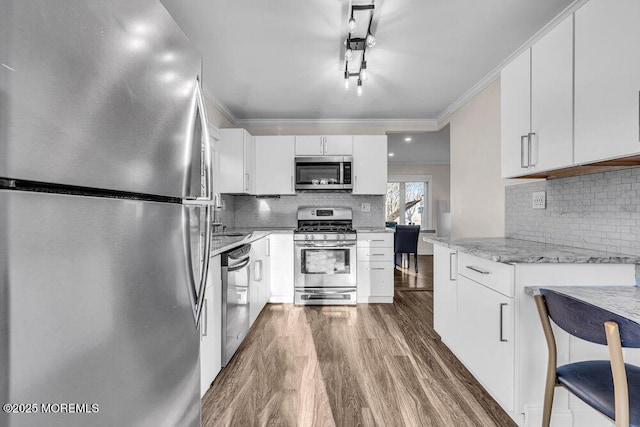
295 156 353 191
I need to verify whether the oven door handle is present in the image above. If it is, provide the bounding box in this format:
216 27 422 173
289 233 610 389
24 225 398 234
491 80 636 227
297 289 354 295
295 243 356 248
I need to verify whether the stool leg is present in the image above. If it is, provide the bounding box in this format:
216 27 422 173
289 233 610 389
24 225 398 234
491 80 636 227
414 253 418 273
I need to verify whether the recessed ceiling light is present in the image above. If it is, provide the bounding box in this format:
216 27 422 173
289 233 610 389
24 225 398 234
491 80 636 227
388 152 394 157
404 137 412 142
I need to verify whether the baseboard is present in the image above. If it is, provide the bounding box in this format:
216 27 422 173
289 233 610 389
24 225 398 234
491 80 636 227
268 296 294 304
357 296 393 304
524 405 573 427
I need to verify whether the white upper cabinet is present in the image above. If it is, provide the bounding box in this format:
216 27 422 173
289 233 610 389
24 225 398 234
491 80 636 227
530 15 574 173
254 136 295 195
295 135 353 156
352 135 387 195
501 49 531 178
501 14 573 178
219 128 254 194
575 0 640 164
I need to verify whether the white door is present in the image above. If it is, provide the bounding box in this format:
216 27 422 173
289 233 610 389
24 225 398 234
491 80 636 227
456 275 514 411
575 0 640 164
200 256 222 397
218 129 245 193
530 15 574 173
501 49 531 178
353 135 387 195
295 136 325 156
324 135 353 155
269 234 294 303
433 245 458 351
254 136 295 195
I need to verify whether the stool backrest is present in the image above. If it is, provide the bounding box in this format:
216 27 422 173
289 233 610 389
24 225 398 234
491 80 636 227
394 225 420 253
540 289 640 348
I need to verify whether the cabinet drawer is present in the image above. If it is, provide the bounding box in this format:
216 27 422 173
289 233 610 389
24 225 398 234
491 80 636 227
357 246 393 261
457 252 514 297
357 233 393 248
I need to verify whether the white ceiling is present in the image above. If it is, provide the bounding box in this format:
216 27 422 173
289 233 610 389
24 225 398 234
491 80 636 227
388 127 450 164
160 0 575 121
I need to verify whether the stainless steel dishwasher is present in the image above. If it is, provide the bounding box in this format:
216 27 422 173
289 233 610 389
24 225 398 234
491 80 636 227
221 244 251 366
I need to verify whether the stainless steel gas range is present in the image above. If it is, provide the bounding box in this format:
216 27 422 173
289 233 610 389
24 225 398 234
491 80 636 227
294 207 357 305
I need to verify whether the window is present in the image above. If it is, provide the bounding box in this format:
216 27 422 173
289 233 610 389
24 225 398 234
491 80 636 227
385 176 431 228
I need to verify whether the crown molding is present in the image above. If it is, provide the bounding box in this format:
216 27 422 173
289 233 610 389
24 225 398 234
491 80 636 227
234 117 439 130
201 84 238 124
436 0 588 129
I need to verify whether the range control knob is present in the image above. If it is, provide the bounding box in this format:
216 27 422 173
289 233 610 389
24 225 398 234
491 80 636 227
338 234 345 240
323 234 328 240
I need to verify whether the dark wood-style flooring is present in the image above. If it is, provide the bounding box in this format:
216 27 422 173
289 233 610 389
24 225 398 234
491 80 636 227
394 255 434 291
202 263 515 426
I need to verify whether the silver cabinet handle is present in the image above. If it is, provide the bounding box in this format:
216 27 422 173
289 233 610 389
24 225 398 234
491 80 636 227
466 265 490 274
320 138 324 154
449 252 456 281
266 239 270 257
367 267 386 271
255 260 263 282
366 239 386 242
245 173 249 192
499 303 508 342
201 298 208 337
367 253 386 256
520 135 529 168
528 132 536 167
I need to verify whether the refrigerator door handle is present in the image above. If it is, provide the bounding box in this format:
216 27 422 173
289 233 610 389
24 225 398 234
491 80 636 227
192 78 213 202
182 204 213 329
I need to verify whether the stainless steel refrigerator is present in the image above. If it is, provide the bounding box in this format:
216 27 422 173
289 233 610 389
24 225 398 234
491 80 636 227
0 0 214 425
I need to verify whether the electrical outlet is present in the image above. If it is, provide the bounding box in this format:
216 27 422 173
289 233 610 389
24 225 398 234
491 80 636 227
532 191 546 209
361 203 371 212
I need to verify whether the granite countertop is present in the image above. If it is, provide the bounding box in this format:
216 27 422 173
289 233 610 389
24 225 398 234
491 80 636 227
427 237 640 264
209 229 291 257
524 286 640 325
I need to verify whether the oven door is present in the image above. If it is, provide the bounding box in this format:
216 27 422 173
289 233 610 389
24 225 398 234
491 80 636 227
294 241 356 288
295 157 346 190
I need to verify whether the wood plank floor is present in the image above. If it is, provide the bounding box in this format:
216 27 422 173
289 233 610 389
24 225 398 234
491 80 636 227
394 255 434 291
202 290 516 426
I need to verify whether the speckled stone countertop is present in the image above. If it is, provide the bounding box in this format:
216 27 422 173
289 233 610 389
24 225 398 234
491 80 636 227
427 237 640 264
524 286 640 325
209 229 294 257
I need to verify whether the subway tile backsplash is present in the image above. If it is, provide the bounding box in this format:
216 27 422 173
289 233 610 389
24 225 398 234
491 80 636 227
505 167 640 256
221 193 385 229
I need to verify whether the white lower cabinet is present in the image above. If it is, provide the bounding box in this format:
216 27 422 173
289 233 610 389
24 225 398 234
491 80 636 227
356 232 394 303
268 233 294 303
433 245 457 350
457 275 514 411
249 236 271 326
432 243 637 426
200 255 222 397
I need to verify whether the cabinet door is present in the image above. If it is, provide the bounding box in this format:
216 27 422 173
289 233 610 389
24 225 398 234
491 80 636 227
457 275 514 411
501 49 531 178
243 130 254 194
269 234 294 303
218 129 245 193
295 136 325 156
200 255 222 397
324 135 353 155
530 16 573 173
357 261 394 302
575 0 640 164
353 136 387 195
261 237 272 308
433 245 458 350
254 136 295 195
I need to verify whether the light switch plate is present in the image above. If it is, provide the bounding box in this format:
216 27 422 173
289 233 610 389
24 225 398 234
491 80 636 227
361 203 371 212
532 191 546 209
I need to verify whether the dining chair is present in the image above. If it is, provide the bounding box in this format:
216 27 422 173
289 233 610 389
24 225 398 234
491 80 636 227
393 225 420 272
534 289 640 427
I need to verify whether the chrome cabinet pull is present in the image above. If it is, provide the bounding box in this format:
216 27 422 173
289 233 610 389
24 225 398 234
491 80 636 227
499 303 508 342
466 265 490 275
520 135 529 168
367 267 386 271
366 239 386 242
528 132 536 167
245 173 249 192
201 298 208 337
449 252 456 281
320 138 324 154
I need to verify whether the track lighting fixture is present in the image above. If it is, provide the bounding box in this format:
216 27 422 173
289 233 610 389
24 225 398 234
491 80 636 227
342 2 376 96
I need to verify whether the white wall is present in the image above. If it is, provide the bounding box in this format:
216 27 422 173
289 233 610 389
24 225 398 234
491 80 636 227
449 80 507 238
